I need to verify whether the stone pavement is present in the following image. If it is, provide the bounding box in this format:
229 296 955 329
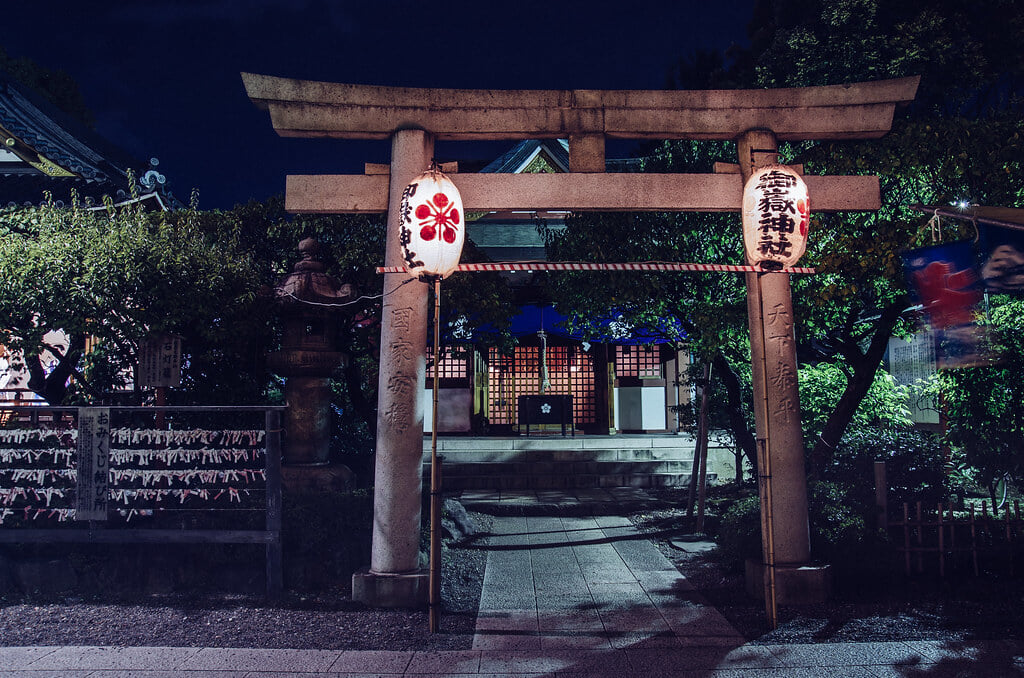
3 495 1023 676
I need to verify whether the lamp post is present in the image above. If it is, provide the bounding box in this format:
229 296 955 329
398 165 465 632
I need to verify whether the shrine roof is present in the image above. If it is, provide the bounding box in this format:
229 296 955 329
482 140 569 173
0 72 178 208
481 139 642 175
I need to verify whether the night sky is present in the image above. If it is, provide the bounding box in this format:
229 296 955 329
2 1 755 209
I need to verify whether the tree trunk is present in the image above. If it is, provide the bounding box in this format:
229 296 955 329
811 301 905 471
713 352 758 475
26 334 85 404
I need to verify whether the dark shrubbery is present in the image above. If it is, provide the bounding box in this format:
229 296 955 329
822 427 952 509
716 495 762 566
715 426 950 576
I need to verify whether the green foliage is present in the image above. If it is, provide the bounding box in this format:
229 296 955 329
826 427 952 507
808 480 867 557
0 193 513 465
0 196 269 404
937 297 1024 494
798 364 912 444
0 46 95 128
806 479 884 575
751 0 1024 114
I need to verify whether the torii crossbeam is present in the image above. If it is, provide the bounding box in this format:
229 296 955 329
243 73 919 610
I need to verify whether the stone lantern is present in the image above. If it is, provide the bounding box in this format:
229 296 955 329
268 238 355 477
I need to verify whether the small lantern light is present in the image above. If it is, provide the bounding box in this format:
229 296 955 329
741 165 810 270
399 166 465 279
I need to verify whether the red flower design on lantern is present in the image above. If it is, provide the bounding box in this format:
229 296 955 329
415 192 461 244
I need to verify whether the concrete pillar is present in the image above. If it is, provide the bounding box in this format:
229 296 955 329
738 130 812 568
353 129 433 607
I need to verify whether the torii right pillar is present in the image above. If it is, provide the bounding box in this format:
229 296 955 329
738 129 830 613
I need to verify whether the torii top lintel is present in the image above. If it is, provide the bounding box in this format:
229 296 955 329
242 73 919 141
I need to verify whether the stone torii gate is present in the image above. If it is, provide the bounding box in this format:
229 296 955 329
243 73 919 607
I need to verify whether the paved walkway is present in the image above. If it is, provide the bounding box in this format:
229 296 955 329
3 504 1023 676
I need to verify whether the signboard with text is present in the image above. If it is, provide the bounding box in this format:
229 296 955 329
74 407 110 521
139 335 182 388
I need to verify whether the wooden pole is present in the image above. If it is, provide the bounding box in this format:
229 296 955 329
938 502 945 578
874 461 888 530
429 277 442 633
695 362 712 533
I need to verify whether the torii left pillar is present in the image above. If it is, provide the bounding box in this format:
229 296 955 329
352 129 433 607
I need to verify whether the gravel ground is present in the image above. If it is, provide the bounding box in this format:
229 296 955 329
629 495 1024 645
0 514 491 651
4 497 1023 650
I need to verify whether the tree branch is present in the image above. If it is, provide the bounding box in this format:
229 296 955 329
810 300 907 471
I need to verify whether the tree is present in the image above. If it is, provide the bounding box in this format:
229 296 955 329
0 194 269 405
546 0 1024 476
205 197 515 442
750 0 1024 466
936 298 1024 499
0 46 95 128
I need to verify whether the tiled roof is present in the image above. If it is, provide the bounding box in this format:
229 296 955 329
481 139 570 173
0 72 140 183
480 139 643 173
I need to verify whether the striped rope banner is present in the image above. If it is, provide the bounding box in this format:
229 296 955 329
375 262 816 274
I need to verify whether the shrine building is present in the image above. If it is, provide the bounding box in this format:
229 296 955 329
424 139 690 438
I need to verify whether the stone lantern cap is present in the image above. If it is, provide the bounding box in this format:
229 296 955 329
274 237 356 309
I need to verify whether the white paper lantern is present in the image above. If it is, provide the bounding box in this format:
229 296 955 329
741 165 810 270
398 168 465 279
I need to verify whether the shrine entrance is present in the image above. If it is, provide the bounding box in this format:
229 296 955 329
243 73 919 611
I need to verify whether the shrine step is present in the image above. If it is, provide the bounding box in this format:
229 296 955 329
435 471 710 491
421 435 704 491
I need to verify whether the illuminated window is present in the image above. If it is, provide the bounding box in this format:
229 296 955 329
615 345 661 379
487 345 595 426
426 345 469 383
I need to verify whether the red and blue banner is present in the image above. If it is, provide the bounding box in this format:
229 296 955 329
902 240 988 368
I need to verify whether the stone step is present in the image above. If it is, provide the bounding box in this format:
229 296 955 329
424 447 696 463
422 458 701 490
420 435 720 490
439 472 715 491
428 459 693 476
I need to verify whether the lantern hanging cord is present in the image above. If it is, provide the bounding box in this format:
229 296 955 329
279 277 415 308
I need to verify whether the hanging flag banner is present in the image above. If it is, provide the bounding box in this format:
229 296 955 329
902 240 988 368
978 224 1024 293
